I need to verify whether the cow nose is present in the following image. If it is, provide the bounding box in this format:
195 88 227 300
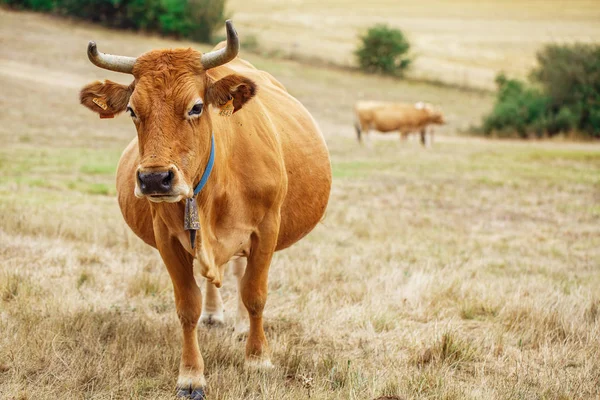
137 170 174 195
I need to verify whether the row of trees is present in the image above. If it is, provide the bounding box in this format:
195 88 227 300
1 0 227 43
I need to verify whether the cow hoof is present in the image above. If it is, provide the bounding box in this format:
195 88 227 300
177 387 206 400
200 312 224 327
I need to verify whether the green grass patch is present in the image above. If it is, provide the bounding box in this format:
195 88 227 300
0 147 121 196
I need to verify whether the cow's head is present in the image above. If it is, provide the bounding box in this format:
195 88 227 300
80 21 256 203
417 102 445 125
428 109 445 125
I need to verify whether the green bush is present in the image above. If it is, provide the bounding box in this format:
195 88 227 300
186 0 226 43
531 43 600 137
355 24 411 76
481 44 600 139
125 0 162 31
482 74 550 138
158 0 193 37
2 0 54 10
2 0 227 44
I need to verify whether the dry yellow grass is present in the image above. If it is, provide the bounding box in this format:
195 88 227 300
1 8 600 400
227 0 600 89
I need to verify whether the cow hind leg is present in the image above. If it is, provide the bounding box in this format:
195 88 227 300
199 264 227 327
232 257 249 335
420 128 427 146
354 121 362 143
241 212 280 368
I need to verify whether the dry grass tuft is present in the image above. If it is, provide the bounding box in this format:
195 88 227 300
413 331 478 368
1 273 34 303
127 272 168 298
76 269 94 289
585 299 599 323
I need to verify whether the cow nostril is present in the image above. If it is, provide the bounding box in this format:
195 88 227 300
163 170 174 187
137 171 146 190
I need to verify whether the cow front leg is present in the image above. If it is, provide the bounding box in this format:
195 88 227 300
156 229 206 399
200 264 226 326
420 128 427 146
232 258 249 335
366 132 371 148
241 213 279 368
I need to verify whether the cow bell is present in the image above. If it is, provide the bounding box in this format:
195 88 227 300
184 197 201 248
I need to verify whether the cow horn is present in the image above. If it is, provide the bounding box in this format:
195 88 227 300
87 41 136 74
200 20 239 70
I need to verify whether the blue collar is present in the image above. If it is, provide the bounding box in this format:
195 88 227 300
193 134 215 196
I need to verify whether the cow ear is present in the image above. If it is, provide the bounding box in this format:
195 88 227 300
206 74 257 114
80 80 134 118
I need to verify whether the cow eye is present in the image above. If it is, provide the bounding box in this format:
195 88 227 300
126 106 137 119
189 102 203 116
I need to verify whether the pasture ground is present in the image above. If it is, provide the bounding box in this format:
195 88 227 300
1 9 600 400
228 0 600 89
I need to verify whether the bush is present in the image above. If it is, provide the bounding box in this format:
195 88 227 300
186 0 227 43
2 0 54 10
355 24 411 76
481 44 600 139
482 74 550 138
1 0 227 44
531 43 600 137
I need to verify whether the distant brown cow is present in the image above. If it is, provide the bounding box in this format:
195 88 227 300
354 101 445 146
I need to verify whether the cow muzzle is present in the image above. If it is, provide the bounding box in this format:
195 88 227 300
138 169 173 194
135 165 191 203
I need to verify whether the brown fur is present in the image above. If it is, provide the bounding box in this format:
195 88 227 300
80 45 332 394
354 101 445 145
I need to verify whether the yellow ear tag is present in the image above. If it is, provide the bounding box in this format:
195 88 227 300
219 98 234 117
93 97 115 119
92 97 108 110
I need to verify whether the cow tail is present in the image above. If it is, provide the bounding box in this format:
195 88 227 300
354 121 362 142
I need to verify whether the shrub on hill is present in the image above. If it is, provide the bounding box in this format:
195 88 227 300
481 43 600 139
355 24 412 76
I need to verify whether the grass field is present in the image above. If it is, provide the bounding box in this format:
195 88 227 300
228 0 600 89
1 8 600 400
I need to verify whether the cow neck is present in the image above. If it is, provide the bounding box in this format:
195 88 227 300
185 132 215 249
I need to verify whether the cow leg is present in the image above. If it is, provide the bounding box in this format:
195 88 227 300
400 131 408 141
365 127 373 148
241 212 280 368
155 227 206 399
232 258 249 334
420 128 427 146
200 264 227 326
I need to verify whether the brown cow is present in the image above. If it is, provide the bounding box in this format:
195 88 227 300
79 21 331 399
354 101 445 146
